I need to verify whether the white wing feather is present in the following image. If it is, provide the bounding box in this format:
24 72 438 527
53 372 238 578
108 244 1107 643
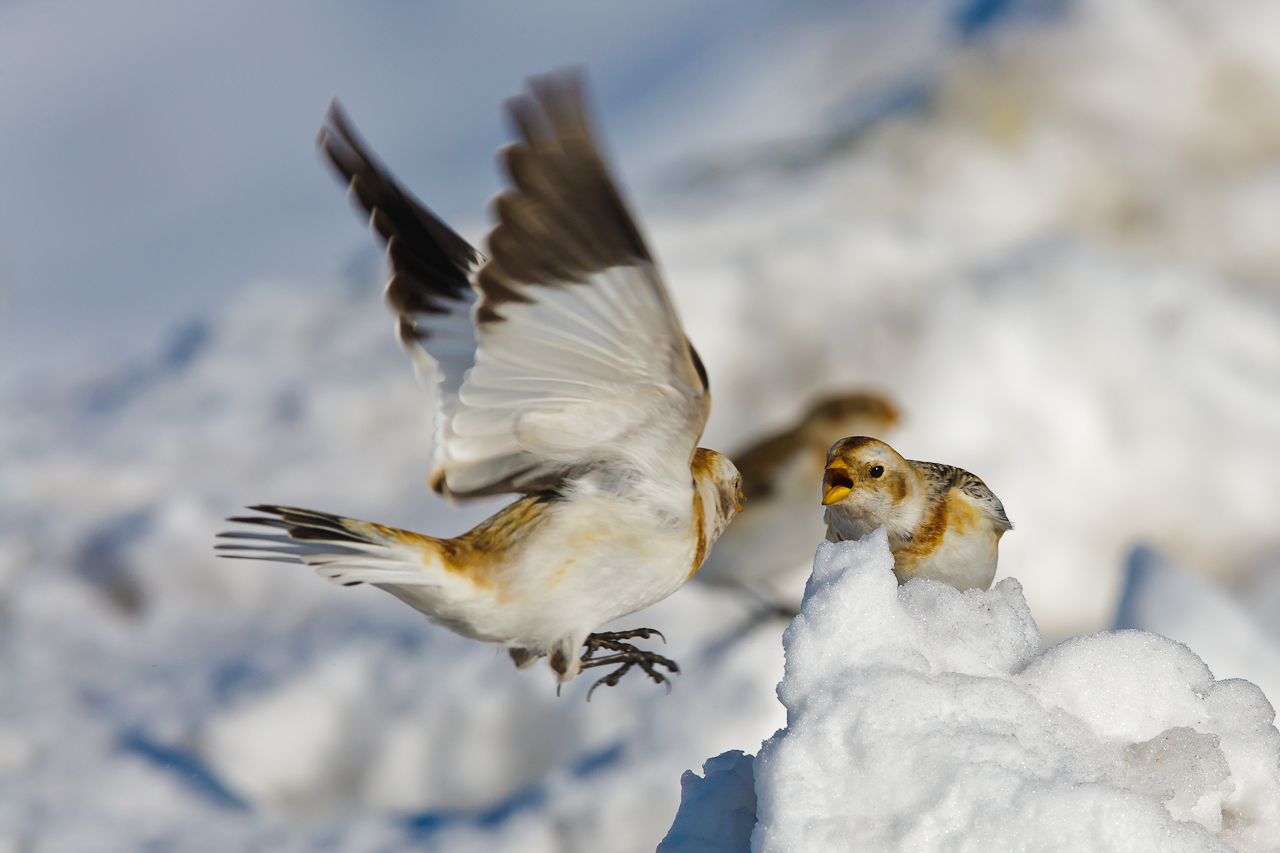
319 70 709 500
444 265 703 494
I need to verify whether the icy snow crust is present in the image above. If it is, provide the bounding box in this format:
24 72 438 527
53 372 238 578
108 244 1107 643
5 0 1280 850
657 751 756 853
674 533 1280 853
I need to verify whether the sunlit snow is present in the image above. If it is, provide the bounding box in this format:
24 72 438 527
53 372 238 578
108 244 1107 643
666 532 1280 852
4 0 1280 850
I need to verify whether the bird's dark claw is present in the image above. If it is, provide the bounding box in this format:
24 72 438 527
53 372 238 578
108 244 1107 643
579 630 678 699
585 627 665 645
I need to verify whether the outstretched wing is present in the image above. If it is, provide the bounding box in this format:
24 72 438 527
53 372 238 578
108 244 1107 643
320 69 710 499
319 104 484 481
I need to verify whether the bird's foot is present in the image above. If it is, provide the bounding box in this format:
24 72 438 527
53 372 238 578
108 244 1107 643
579 630 678 699
583 627 666 648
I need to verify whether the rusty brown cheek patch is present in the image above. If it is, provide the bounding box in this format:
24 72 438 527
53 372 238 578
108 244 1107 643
718 489 736 522
887 472 908 502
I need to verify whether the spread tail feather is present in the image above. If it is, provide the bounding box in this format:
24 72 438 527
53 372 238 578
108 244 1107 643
216 505 442 588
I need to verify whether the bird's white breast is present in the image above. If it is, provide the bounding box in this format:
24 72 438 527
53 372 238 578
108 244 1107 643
903 526 1000 591
464 486 699 649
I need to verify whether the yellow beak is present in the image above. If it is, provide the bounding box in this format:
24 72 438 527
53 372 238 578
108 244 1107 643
822 461 853 505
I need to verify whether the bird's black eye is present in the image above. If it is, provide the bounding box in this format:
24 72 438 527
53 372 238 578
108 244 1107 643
869 465 884 478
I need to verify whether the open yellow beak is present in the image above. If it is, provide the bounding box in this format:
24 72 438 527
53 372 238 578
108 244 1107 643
822 461 854 505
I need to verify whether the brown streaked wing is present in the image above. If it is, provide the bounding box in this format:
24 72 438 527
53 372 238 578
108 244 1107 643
955 470 1013 532
429 69 711 499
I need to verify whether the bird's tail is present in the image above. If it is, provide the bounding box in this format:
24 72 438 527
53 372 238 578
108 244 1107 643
215 505 443 588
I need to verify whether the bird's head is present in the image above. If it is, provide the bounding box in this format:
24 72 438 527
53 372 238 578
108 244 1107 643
821 436 917 524
692 448 743 539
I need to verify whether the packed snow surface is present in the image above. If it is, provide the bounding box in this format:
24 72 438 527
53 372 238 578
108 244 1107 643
665 532 1280 853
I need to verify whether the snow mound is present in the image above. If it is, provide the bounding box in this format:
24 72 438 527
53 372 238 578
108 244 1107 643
7 1 1280 849
1117 546 1280 711
665 531 1280 853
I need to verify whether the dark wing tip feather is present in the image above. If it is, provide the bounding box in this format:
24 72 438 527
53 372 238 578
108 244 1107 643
473 68 653 325
317 104 481 272
318 100 483 339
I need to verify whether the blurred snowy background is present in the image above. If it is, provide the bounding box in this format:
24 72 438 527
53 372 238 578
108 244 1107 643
3 0 1280 850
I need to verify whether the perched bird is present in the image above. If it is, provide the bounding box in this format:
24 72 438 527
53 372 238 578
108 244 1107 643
694 392 899 612
822 436 1011 591
217 71 742 695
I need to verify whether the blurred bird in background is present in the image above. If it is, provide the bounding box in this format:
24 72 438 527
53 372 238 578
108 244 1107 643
218 70 742 695
695 391 898 613
822 436 1011 591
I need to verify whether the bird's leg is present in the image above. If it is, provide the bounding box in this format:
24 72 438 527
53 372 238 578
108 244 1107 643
579 630 679 699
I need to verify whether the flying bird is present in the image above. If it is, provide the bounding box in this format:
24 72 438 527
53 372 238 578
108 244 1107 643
217 71 742 695
694 392 899 612
822 436 1011 591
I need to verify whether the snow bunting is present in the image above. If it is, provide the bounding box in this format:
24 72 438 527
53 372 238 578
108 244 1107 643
822 437 1011 591
694 392 899 612
217 70 742 694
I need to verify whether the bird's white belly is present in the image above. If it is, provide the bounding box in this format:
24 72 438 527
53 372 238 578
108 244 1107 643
461 493 696 650
908 529 1000 591
828 511 1000 593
